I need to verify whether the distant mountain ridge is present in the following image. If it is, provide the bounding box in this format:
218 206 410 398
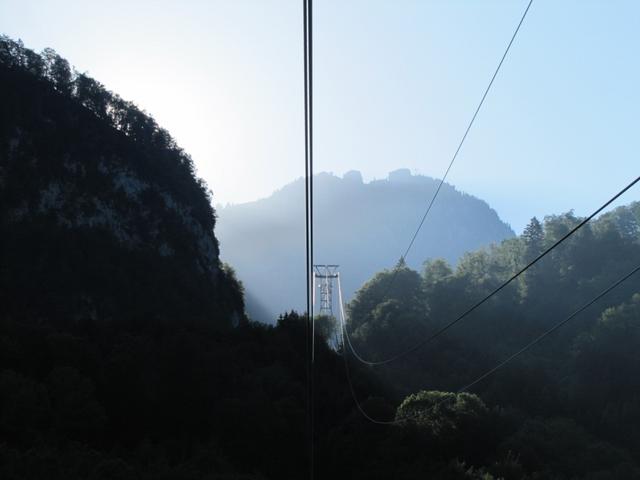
217 169 514 321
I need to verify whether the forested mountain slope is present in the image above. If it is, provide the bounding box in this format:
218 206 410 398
344 204 640 476
0 37 243 326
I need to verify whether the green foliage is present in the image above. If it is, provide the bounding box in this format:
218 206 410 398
42 47 72 93
501 417 640 479
0 308 377 479
346 202 640 476
349 201 640 388
571 295 640 451
396 390 489 436
422 258 454 286
523 217 544 262
347 265 429 361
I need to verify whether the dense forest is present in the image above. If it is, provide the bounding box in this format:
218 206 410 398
217 169 514 321
1 36 640 479
344 206 640 478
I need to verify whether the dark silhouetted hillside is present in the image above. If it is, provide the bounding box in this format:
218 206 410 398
217 169 514 321
0 37 243 327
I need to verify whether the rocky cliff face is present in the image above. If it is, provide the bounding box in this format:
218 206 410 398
0 43 242 326
4 128 219 275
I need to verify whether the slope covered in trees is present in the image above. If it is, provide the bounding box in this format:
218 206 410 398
0 36 243 326
344 203 640 476
217 169 514 322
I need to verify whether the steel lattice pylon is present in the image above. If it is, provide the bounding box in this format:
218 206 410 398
313 265 339 317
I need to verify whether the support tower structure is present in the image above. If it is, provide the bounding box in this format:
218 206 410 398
313 264 339 317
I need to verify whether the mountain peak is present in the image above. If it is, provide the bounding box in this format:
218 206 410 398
388 168 413 183
343 170 363 183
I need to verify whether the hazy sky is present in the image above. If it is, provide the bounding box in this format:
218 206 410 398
1 0 638 232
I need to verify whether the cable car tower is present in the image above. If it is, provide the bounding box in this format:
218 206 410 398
313 264 339 317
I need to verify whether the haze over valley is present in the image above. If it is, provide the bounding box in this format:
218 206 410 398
217 169 514 321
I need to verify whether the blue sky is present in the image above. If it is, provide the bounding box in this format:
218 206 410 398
1 0 638 232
